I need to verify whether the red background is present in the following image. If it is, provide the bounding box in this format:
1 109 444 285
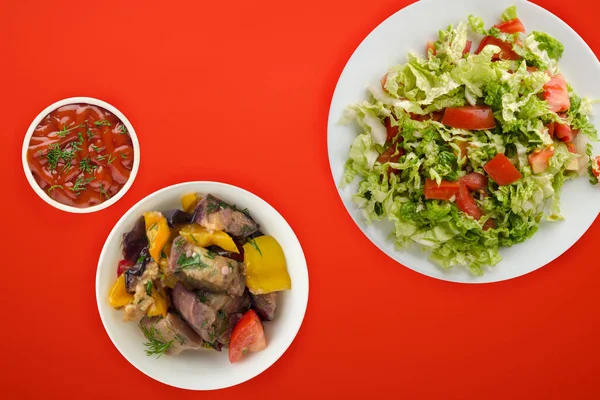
2 0 599 398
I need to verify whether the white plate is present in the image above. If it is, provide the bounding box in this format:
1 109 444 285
328 0 600 283
96 182 309 390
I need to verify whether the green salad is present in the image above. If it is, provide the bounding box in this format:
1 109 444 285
342 6 600 275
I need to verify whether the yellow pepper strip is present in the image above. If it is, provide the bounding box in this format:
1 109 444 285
108 274 134 308
179 224 239 253
147 287 168 317
161 274 179 289
144 212 171 262
243 236 291 294
181 193 201 213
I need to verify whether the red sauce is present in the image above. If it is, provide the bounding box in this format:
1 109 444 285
27 104 135 208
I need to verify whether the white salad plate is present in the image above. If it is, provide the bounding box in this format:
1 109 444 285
327 0 600 283
96 181 309 390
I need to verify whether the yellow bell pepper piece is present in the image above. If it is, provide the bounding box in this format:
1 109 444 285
108 274 134 308
144 212 170 262
161 274 179 289
181 193 201 213
147 287 168 317
243 236 291 294
179 224 239 253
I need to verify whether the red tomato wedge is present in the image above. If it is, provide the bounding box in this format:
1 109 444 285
494 18 526 34
424 179 460 200
117 260 133 277
463 40 472 56
546 123 555 138
442 106 496 130
475 36 520 60
384 117 400 143
484 154 522 185
554 122 577 142
426 41 436 55
456 181 483 220
229 309 267 363
381 73 388 91
482 219 497 231
461 172 488 190
377 145 404 164
528 146 555 174
592 156 600 178
543 74 570 113
410 111 443 122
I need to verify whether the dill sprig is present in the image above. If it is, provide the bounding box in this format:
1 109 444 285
56 122 84 137
118 124 127 135
69 176 95 195
94 119 111 127
79 157 97 174
140 325 173 358
99 183 110 200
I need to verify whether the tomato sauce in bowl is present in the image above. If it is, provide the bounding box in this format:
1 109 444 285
26 103 136 209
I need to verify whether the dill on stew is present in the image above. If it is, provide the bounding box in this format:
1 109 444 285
26 103 134 208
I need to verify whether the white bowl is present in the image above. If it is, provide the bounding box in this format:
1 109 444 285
327 0 600 283
95 181 309 390
21 96 140 213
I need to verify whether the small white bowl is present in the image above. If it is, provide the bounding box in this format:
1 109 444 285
22 96 140 213
95 181 309 390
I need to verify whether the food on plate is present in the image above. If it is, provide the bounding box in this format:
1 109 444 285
342 6 599 275
108 193 291 362
26 103 135 208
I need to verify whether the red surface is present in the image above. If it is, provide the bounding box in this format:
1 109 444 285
2 0 600 399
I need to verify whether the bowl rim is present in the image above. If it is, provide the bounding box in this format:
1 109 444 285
95 181 309 390
21 96 141 214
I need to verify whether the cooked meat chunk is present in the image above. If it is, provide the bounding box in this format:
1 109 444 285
193 194 259 238
139 313 204 355
250 292 278 321
169 236 245 296
197 290 251 346
172 282 217 343
122 261 160 322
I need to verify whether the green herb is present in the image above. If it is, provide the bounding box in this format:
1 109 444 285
99 183 110 200
160 250 167 259
201 320 208 328
177 253 208 269
79 157 96 173
137 254 146 264
121 153 128 159
107 153 117 164
56 123 83 137
196 291 208 303
149 222 158 231
97 154 108 161
46 144 76 172
60 160 72 174
205 250 217 259
48 185 63 192
86 127 96 140
69 176 95 195
94 119 111 127
217 310 226 320
118 124 127 135
175 238 186 247
247 239 262 257
190 234 199 244
145 280 153 296
174 334 186 345
91 145 105 153
140 325 173 358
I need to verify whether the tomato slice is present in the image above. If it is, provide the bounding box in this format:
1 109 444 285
384 117 400 143
381 73 388 91
592 156 600 178
424 179 460 200
461 172 488 190
546 123 555 138
228 309 267 363
377 145 404 164
528 146 555 174
494 18 526 34
484 154 523 185
475 36 520 60
456 181 483 220
426 41 436 55
117 260 133 277
543 74 570 113
463 40 472 56
554 122 577 142
482 219 497 231
442 106 496 130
